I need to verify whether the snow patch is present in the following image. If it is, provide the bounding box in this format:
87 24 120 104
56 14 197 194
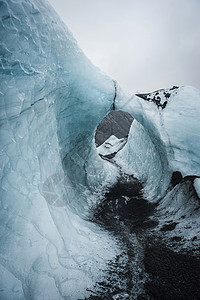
97 135 127 157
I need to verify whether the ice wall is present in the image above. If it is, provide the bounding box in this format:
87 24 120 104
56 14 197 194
0 0 119 299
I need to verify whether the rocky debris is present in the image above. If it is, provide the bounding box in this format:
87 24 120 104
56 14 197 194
136 86 179 109
160 222 178 231
87 165 200 299
144 238 200 300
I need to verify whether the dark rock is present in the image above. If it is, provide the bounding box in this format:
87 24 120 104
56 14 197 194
160 222 178 231
99 152 117 159
170 86 179 90
171 236 182 242
171 171 183 187
136 86 179 110
164 92 171 98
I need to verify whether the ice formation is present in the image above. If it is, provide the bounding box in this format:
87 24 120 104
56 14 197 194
0 0 200 299
194 178 200 198
115 85 200 200
0 1 119 299
114 86 200 255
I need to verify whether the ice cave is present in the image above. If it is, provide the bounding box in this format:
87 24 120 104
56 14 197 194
0 0 200 299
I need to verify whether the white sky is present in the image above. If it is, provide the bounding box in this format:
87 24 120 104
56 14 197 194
48 0 200 92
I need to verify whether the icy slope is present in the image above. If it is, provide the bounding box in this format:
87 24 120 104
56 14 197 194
0 0 119 299
114 86 200 254
115 86 200 200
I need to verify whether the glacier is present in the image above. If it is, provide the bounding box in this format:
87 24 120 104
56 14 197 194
0 0 200 299
115 85 200 200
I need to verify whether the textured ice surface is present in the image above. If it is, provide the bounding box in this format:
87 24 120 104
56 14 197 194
194 178 200 198
1 0 200 298
155 179 200 254
0 0 119 299
115 118 171 201
114 86 200 254
115 85 200 201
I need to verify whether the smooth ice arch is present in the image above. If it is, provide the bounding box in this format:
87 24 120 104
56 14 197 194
0 0 200 299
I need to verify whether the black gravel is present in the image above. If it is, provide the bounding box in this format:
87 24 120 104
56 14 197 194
87 174 200 300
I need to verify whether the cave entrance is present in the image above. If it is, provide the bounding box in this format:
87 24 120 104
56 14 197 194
95 110 133 159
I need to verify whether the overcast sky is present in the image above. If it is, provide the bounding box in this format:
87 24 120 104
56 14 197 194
48 0 200 92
